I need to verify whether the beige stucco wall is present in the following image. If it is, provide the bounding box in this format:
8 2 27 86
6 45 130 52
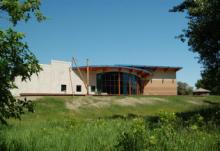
11 60 87 96
73 70 97 95
143 70 177 95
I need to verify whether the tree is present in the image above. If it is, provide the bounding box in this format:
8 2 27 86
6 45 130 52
0 0 45 124
177 81 193 95
170 0 220 94
195 68 220 93
195 79 204 89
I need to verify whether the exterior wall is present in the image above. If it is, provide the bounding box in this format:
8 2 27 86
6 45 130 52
77 69 142 95
86 69 178 96
88 72 97 95
143 70 177 95
11 60 179 96
11 60 87 96
74 70 97 95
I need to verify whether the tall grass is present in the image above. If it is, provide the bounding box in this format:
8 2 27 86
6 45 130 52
0 96 220 151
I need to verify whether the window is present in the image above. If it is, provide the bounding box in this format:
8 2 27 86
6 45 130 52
96 72 140 95
91 86 96 92
76 85 82 92
61 84 67 92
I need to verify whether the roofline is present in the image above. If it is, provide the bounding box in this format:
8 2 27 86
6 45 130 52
73 64 182 72
72 65 153 75
116 64 182 71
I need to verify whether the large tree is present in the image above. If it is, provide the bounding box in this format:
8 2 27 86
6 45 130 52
0 0 45 124
177 81 193 95
170 0 220 94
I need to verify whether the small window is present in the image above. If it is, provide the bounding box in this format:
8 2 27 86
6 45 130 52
91 86 96 92
61 84 67 92
76 85 82 92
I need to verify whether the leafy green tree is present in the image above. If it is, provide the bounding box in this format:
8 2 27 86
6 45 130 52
170 0 220 94
177 81 193 95
195 79 204 89
0 0 45 124
195 68 220 94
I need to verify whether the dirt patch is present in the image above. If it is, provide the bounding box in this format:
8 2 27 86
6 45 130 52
114 97 168 106
92 97 112 102
66 97 111 111
114 97 152 106
90 101 110 108
148 97 168 102
66 96 169 111
186 100 203 105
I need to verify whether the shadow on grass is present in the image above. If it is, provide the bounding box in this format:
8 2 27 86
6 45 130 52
100 113 141 120
176 106 220 123
101 104 220 126
175 99 220 125
203 100 220 106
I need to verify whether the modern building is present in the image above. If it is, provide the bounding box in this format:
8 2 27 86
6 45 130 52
11 60 182 96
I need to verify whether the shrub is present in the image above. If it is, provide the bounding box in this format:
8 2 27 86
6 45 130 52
115 118 147 151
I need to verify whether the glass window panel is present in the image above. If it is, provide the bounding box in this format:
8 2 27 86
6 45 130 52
97 72 141 95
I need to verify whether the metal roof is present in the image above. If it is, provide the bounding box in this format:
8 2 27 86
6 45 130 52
116 64 182 71
72 65 153 75
73 64 182 72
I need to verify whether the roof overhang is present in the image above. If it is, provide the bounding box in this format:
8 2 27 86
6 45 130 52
116 65 182 72
72 65 152 79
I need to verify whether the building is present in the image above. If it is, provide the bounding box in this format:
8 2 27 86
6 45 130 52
193 88 210 96
11 60 182 96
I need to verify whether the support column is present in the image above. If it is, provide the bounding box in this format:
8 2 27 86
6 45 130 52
118 72 121 96
136 82 138 95
129 78 131 95
86 59 89 95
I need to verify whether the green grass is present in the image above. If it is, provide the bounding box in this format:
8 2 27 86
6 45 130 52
64 95 215 118
0 96 220 151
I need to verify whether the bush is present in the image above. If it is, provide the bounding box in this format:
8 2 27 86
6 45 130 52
115 118 147 151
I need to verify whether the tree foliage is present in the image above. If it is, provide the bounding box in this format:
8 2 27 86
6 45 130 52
0 0 45 124
0 0 45 25
177 81 193 95
170 0 220 94
195 68 220 94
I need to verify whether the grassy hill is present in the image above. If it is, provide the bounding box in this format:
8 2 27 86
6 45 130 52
0 96 220 151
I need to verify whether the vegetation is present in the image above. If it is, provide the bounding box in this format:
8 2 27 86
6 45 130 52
170 0 220 94
0 96 220 151
177 81 193 95
0 0 45 123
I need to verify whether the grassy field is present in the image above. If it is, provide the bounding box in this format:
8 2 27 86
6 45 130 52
0 96 220 151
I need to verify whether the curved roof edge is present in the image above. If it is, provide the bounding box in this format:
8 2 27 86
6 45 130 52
116 65 182 71
73 65 152 75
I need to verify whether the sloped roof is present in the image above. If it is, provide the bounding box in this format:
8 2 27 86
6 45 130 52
116 64 182 71
73 64 182 73
193 88 210 93
73 64 182 80
73 65 152 75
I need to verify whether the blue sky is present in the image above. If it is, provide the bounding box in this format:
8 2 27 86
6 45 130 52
11 0 202 87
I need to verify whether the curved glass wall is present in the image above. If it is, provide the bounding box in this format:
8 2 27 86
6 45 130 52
97 72 141 95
